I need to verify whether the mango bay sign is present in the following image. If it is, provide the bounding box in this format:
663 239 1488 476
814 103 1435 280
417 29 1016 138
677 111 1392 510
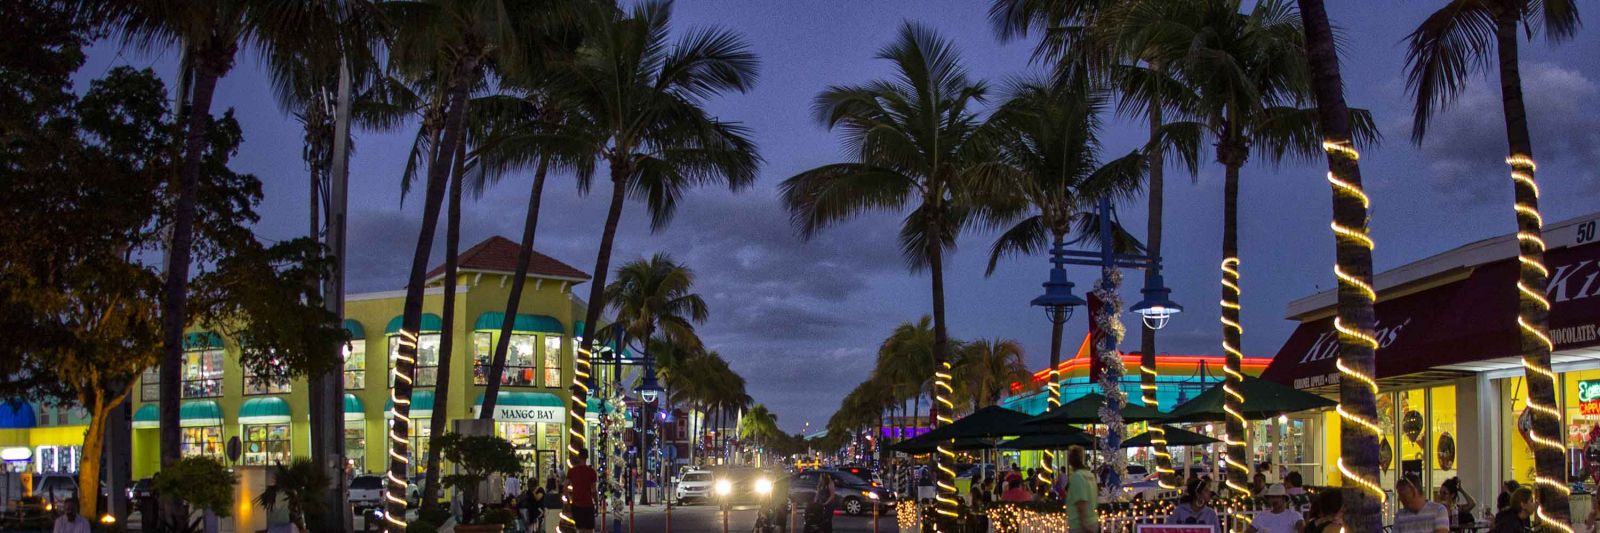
472 404 563 422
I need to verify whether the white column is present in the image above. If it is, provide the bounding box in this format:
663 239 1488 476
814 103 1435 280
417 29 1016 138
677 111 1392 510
1457 374 1499 520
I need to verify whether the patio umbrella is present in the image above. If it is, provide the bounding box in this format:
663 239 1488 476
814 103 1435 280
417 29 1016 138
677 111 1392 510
1024 392 1166 425
996 432 1096 451
1162 375 1336 423
888 434 993 454
920 405 1084 441
1119 426 1219 448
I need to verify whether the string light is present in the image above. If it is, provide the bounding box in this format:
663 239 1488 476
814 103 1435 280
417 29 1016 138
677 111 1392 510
384 329 419 531
1143 355 1174 488
559 346 595 532
1218 256 1248 496
934 360 958 523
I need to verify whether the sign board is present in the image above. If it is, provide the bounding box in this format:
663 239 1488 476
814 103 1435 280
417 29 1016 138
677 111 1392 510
1580 380 1600 415
472 405 564 423
1137 525 1217 533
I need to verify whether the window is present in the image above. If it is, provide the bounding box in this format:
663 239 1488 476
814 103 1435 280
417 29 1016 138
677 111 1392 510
389 334 441 387
473 332 537 386
345 339 367 390
244 358 291 395
242 423 291 465
181 349 224 398
544 336 562 387
141 367 159 401
346 427 366 470
181 426 223 458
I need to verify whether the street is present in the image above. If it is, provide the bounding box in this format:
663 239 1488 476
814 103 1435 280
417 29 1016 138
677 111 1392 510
620 502 900 533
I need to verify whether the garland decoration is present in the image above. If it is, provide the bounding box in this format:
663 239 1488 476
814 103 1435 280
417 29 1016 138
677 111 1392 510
1093 268 1128 492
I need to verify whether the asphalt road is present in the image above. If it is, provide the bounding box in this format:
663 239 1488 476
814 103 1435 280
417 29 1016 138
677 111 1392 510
624 502 902 533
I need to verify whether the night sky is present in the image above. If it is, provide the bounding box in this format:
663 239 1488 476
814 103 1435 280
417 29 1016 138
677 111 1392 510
77 1 1600 433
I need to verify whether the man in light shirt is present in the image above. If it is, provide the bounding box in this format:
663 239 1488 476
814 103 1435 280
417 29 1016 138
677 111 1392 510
1394 476 1451 533
1248 484 1304 533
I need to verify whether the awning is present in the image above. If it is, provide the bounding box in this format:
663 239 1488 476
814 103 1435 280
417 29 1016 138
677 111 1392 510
473 312 564 334
385 390 434 418
0 400 36 429
385 313 443 334
181 401 223 427
343 319 365 340
183 332 224 350
239 397 292 425
1264 240 1600 390
133 404 158 429
472 391 564 423
344 394 365 422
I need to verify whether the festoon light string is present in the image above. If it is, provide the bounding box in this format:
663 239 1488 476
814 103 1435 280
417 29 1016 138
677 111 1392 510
1323 139 1387 506
560 345 595 532
1218 256 1249 496
384 329 418 530
1506 154 1572 533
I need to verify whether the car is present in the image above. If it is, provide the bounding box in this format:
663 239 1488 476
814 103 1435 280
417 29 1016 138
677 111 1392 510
789 469 895 516
838 466 881 486
676 470 714 504
955 464 996 480
350 475 385 511
126 478 154 501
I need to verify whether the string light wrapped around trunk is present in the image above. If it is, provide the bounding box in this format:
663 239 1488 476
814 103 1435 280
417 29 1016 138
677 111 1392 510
933 360 958 524
1218 256 1249 496
561 346 595 532
1322 140 1386 507
384 329 418 531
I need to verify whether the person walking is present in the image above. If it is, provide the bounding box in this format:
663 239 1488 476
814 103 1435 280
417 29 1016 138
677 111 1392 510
51 498 89 533
1394 476 1450 533
567 450 599 533
1490 487 1534 533
1248 485 1304 533
804 474 838 533
1064 447 1099 533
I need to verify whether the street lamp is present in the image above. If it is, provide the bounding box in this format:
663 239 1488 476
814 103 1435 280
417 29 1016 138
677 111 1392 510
636 364 662 406
1130 271 1183 331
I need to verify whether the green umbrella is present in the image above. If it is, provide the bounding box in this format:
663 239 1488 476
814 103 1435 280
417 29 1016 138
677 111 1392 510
888 434 993 454
1163 376 1336 423
1119 426 1219 448
1024 392 1166 425
996 432 1096 451
922 405 1084 441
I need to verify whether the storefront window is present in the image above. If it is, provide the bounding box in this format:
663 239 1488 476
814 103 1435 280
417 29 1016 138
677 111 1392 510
544 336 562 387
244 358 292 395
1503 376 1536 484
181 426 224 458
32 445 80 474
1563 369 1600 478
474 333 537 386
389 334 441 387
243 423 291 465
345 339 366 390
1430 385 1458 496
346 427 366 472
181 349 224 398
389 418 432 476
141 367 159 401
1397 389 1427 485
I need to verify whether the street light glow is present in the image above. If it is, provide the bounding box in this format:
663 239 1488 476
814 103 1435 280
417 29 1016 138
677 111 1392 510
714 479 732 497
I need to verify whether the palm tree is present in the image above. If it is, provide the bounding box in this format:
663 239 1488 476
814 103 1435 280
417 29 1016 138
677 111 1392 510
602 254 710 361
954 339 1031 411
781 25 994 514
255 458 331 533
739 404 781 464
543 0 761 473
1295 1 1384 531
1118 0 1378 495
874 317 937 447
1405 0 1580 521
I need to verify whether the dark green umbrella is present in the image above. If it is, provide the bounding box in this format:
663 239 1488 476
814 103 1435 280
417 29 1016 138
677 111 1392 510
1119 426 1219 448
997 432 1096 451
1163 376 1336 423
888 434 993 454
1024 392 1166 425
921 405 1084 441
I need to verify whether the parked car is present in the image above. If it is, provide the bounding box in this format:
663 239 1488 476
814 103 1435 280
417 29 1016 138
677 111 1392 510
349 475 385 511
789 469 894 516
676 470 714 505
955 464 996 481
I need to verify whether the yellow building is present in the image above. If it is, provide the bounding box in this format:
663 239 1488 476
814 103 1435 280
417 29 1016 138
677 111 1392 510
1 236 592 485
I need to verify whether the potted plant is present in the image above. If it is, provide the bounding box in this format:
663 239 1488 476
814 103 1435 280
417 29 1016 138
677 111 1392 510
434 432 522 533
255 458 329 532
151 456 237 533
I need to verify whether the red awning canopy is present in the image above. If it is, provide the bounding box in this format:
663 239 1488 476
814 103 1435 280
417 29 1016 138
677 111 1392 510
1263 241 1600 390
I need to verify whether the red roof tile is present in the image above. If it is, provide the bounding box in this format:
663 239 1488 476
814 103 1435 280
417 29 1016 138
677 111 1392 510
426 236 590 283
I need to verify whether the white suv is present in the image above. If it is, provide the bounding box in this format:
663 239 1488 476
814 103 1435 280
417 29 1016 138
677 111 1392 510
349 475 385 511
675 470 714 505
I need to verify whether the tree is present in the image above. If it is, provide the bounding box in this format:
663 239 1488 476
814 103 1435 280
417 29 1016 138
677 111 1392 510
873 317 937 447
150 456 237 531
953 339 1031 410
781 23 998 509
434 433 522 524
1404 0 1580 522
256 459 331 532
541 0 761 478
1293 1 1384 531
602 254 710 357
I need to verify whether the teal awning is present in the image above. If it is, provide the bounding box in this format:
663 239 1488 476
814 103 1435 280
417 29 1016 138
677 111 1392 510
472 312 564 334
385 314 443 334
344 394 365 422
238 397 292 425
343 319 365 340
384 390 435 417
472 391 565 422
181 401 223 427
183 332 224 350
474 391 564 408
575 321 586 338
133 404 158 429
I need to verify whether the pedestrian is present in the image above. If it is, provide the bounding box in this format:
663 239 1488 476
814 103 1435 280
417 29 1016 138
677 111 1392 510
522 485 545 533
1251 473 1268 497
567 450 599 533
1490 487 1534 533
1168 478 1219 530
1303 489 1342 533
804 474 838 533
1000 474 1032 502
1394 476 1450 533
1496 481 1520 515
506 472 522 504
1439 477 1477 527
1064 446 1099 533
1284 472 1307 496
1248 485 1304 533
51 498 89 533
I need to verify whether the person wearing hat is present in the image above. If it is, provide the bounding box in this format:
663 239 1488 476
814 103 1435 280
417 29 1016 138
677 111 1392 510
1000 472 1033 502
1248 484 1304 533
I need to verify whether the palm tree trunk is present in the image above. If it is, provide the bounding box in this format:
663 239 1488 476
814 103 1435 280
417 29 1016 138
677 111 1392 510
158 54 230 527
1296 2 1382 531
423 139 468 511
572 162 630 518
1495 9 1567 523
1043 232 1068 487
926 211 957 518
386 56 474 527
481 156 553 416
1141 101 1175 487
1217 137 1249 496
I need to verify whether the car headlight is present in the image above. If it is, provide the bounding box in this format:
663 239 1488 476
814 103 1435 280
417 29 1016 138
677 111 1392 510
755 478 773 495
865 491 879 500
714 479 732 497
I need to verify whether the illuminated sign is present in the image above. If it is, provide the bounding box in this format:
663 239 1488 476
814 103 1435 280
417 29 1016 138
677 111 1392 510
1579 380 1600 415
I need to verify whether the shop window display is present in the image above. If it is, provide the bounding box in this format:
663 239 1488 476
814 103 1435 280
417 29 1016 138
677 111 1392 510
544 336 562 387
345 339 366 390
244 357 292 395
473 332 538 386
181 426 224 458
243 423 291 465
141 367 159 401
32 445 80 474
389 333 441 387
346 427 366 472
182 349 224 398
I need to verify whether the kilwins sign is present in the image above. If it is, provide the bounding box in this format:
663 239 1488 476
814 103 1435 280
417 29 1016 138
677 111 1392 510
1263 234 1600 390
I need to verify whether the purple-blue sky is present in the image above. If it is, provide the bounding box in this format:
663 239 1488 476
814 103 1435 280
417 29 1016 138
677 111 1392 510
79 2 1600 433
